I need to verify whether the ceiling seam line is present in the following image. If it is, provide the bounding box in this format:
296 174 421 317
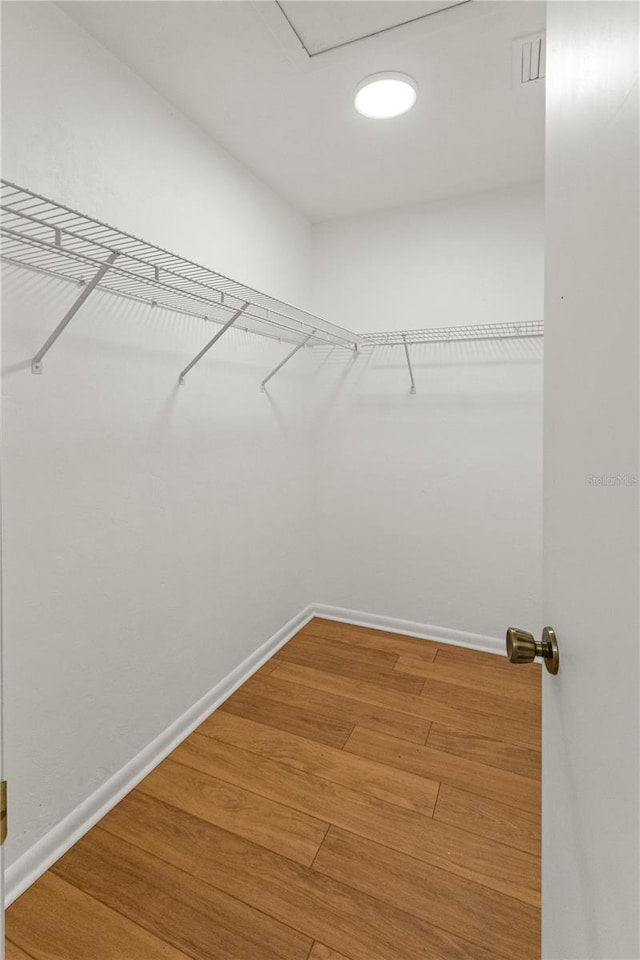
278 0 472 59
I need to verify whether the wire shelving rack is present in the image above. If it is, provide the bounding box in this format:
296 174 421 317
360 322 543 393
0 180 359 381
360 321 544 346
1 180 543 391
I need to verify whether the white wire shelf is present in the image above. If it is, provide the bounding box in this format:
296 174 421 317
1 180 543 390
360 321 543 394
0 180 359 366
360 321 544 346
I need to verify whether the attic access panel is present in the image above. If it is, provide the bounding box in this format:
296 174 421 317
277 0 470 56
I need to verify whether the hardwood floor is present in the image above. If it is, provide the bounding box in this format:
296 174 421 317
6 618 541 960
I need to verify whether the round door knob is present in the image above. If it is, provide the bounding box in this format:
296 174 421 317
506 627 537 663
506 625 560 674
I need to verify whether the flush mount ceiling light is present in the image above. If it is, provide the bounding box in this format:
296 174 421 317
354 72 417 119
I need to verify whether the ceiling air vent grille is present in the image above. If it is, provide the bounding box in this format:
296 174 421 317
515 32 546 84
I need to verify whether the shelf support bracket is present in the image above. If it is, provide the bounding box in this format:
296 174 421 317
402 334 416 394
179 302 249 385
260 329 316 391
31 251 119 374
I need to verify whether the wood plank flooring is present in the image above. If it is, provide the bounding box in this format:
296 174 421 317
6 618 541 960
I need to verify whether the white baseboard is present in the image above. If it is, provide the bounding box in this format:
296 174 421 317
310 603 505 656
4 603 315 907
5 601 501 906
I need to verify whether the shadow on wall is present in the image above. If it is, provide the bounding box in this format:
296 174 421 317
0 264 323 408
311 336 543 409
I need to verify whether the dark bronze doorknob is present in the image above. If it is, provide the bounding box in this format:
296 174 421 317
506 626 560 674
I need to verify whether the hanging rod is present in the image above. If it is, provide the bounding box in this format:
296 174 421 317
0 180 360 373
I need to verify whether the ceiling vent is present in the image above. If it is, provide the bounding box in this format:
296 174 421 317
513 32 546 85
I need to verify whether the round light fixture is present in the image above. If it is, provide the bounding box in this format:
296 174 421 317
354 72 417 119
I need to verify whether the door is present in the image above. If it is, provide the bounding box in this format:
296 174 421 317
543 3 639 958
0 200 5 955
0 165 4 953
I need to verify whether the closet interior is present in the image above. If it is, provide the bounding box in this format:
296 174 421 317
1 1 547 958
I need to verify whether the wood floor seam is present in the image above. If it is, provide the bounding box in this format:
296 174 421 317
135 769 333 871
308 828 332 872
340 723 357 750
343 725 540 815
6 939 38 960
92 819 322 956
237 672 432 745
46 867 200 960
427 722 541 781
432 792 539 851
298 623 439 662
175 724 440 819
270 661 537 749
309 828 522 960
93 825 318 948
13 870 194 960
432 779 443 817
309 812 540 908
312 826 536 960
165 746 439 840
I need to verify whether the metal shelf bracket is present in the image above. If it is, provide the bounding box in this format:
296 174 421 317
260 329 316 391
31 251 119 374
402 334 416 395
179 303 249 385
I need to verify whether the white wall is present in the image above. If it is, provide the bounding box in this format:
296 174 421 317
0 2 311 305
312 183 543 333
1 1 315 872
311 184 544 638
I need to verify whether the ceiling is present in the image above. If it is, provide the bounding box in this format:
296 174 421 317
57 0 546 222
